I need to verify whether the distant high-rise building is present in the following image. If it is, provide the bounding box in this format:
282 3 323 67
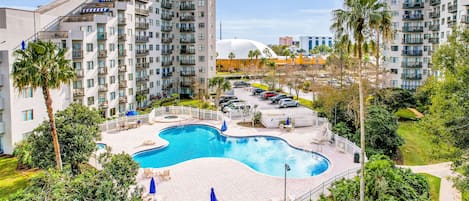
299 36 333 52
382 0 469 90
279 36 293 46
0 0 216 154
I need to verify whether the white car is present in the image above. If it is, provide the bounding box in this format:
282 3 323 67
278 98 299 108
223 102 251 113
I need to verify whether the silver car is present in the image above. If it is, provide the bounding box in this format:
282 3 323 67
278 98 299 108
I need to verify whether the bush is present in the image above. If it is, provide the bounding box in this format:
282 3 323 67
253 112 262 125
395 108 418 121
13 141 33 170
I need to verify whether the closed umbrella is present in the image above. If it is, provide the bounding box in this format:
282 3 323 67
210 187 217 201
285 117 290 126
220 120 227 132
149 177 156 198
21 40 26 50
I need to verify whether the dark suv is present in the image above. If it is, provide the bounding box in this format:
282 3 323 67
270 94 294 103
252 88 265 95
218 95 238 105
233 81 250 88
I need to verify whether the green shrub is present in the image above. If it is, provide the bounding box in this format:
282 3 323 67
395 108 418 121
13 140 33 169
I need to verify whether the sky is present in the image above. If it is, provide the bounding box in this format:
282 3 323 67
0 0 342 45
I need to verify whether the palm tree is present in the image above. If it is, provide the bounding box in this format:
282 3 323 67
252 49 261 78
332 0 390 200
12 40 76 170
370 9 393 87
208 77 231 110
228 52 236 71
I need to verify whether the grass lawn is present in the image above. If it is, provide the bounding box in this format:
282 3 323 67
295 97 313 110
419 173 441 201
216 71 243 76
0 156 41 200
251 83 269 90
463 191 468 201
397 122 454 165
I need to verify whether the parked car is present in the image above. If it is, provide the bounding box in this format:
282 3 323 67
262 91 278 99
278 98 299 108
218 95 238 105
220 99 245 110
223 102 251 113
252 88 265 95
269 94 294 103
233 81 251 88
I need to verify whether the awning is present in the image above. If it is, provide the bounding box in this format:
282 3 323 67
81 7 110 14
99 0 113 2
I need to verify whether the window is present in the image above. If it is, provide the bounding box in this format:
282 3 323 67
150 82 154 88
110 59 115 68
199 56 205 62
149 32 153 38
110 76 116 84
128 73 133 80
198 23 205 28
391 46 398 51
155 45 160 51
199 11 204 17
390 69 398 74
86 43 93 52
198 33 205 40
149 45 153 50
22 87 33 98
87 79 94 88
109 43 115 52
110 92 116 100
87 61 94 70
149 57 154 63
87 96 94 105
87 26 93 33
73 80 83 89
22 109 34 121
109 27 115 35
128 88 133 95
198 0 205 6
155 8 159 14
128 44 133 51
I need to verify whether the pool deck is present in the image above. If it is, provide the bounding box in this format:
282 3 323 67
100 117 359 201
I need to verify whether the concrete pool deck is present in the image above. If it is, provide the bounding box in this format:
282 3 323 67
100 117 359 201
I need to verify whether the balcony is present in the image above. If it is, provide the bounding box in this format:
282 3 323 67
73 88 85 97
180 71 196 76
462 15 469 24
180 27 196 32
162 49 173 55
135 35 149 43
162 72 173 78
118 18 126 25
402 14 424 21
135 8 149 16
118 50 127 57
161 13 174 20
429 11 440 18
180 38 196 43
430 0 440 6
163 83 173 90
37 31 69 40
136 76 149 83
161 25 173 32
118 65 127 73
63 15 94 22
402 38 423 44
118 34 127 41
98 84 108 92
180 60 196 65
180 49 196 54
180 15 195 21
97 32 107 40
401 74 423 80
162 61 173 66
402 62 423 68
429 24 440 31
136 62 150 69
161 36 173 43
98 50 107 58
76 69 84 78
137 88 150 95
72 50 83 59
119 80 127 88
119 96 128 104
402 50 423 56
99 101 109 109
402 2 424 9
448 4 457 13
135 22 149 29
161 1 172 9
136 49 149 57
98 67 108 75
448 18 457 27
180 3 195 10
136 0 149 3
402 26 423 32
429 37 439 44
180 81 193 87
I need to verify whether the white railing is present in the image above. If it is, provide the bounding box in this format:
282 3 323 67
295 167 361 201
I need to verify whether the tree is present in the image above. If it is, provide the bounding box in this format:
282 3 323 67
331 1 391 199
369 8 393 87
208 77 231 110
364 105 402 158
23 104 103 174
136 93 146 108
311 44 332 55
370 88 416 112
320 155 430 201
12 40 76 170
228 51 236 71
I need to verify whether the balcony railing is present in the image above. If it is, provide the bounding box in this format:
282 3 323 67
402 50 423 56
180 4 195 10
180 60 196 65
161 25 173 32
98 50 107 58
401 62 423 68
119 96 128 104
135 22 149 29
118 65 127 73
429 37 439 44
448 18 457 26
135 8 149 16
98 67 108 75
180 27 196 32
161 1 172 9
402 26 423 32
448 4 458 13
162 61 173 66
162 72 173 78
402 14 424 21
180 71 196 76
161 37 173 43
118 34 127 41
72 50 83 59
402 2 424 9
401 74 423 80
180 81 193 87
429 11 440 18
136 0 149 3
161 13 174 20
37 31 69 40
98 84 108 92
402 38 423 44
97 32 107 40
119 80 127 88
462 15 469 24
136 49 149 57
118 50 127 57
76 69 84 78
430 0 440 6
135 35 149 43
163 83 173 90
99 101 109 109
118 18 126 25
63 15 94 22
162 49 173 55
137 88 150 95
180 38 196 43
73 88 85 97
180 15 195 21
429 24 440 31
180 49 196 54
136 62 150 69
136 76 149 83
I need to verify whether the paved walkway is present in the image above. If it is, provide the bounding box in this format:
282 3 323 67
399 162 461 201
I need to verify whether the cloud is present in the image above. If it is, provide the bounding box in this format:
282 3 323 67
299 9 331 15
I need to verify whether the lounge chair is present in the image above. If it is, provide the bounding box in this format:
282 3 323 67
157 169 171 181
143 168 154 178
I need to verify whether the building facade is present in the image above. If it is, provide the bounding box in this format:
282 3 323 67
0 0 216 154
279 36 293 46
382 0 469 90
299 36 333 52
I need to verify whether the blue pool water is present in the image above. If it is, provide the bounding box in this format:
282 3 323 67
96 143 106 150
133 125 330 178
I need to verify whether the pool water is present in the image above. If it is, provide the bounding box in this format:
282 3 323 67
96 143 106 150
133 125 330 178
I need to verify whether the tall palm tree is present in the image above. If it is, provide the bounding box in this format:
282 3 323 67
332 0 390 200
228 52 236 71
253 49 261 78
12 40 76 170
247 50 255 78
208 77 231 110
370 9 393 87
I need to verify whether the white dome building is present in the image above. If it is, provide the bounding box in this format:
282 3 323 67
216 39 278 60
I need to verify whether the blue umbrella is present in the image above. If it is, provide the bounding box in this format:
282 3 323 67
149 177 156 194
210 187 217 201
220 120 227 132
126 110 139 116
21 40 26 50
285 117 290 126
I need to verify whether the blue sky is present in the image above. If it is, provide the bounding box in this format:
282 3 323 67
0 0 341 45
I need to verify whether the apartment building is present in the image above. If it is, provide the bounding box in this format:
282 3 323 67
299 36 334 52
382 0 469 90
279 36 293 46
0 0 216 154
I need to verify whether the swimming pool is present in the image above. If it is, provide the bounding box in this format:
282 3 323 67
133 124 330 178
96 143 106 150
